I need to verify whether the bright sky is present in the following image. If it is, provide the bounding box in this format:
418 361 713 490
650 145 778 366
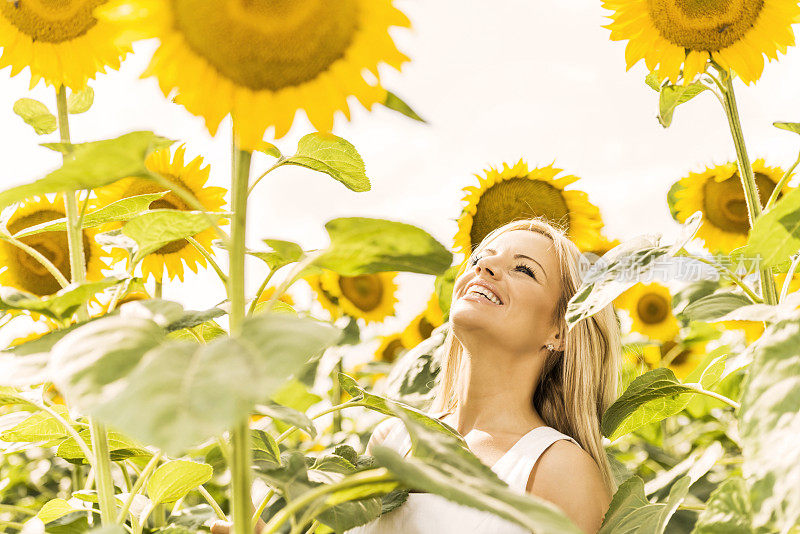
2 0 800 347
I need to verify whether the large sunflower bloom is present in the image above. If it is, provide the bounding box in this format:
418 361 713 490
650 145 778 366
642 339 707 381
602 0 800 85
455 160 604 259
99 0 411 149
673 159 791 253
93 145 227 283
614 282 680 343
320 271 398 324
0 0 133 90
0 195 107 296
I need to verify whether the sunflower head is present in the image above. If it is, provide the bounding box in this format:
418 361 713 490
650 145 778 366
319 270 398 324
673 159 791 254
375 332 405 363
0 194 108 297
602 0 800 85
614 282 680 342
651 339 707 380
305 273 343 320
93 145 227 282
455 159 604 260
0 0 134 89
99 0 411 148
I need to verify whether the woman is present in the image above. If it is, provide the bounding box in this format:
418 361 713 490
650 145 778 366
348 217 621 534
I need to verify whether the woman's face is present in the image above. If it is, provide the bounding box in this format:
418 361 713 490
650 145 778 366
450 229 563 356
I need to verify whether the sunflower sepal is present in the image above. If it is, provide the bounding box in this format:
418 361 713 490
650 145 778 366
383 91 427 124
67 87 95 115
12 98 57 136
655 77 710 128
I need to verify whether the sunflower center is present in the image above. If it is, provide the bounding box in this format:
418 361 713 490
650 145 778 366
170 0 359 91
647 0 764 51
636 292 670 324
702 171 775 234
1 0 105 43
338 275 383 312
6 208 92 296
380 338 405 363
470 178 570 250
662 340 691 366
124 175 192 255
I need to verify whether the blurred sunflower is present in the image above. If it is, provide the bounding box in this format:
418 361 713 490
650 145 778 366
320 271 398 324
583 232 622 264
254 286 296 314
774 270 800 297
602 0 800 85
642 339 707 381
673 159 791 254
256 287 295 307
374 332 405 363
715 319 764 344
614 282 680 343
455 160 604 259
400 293 445 348
98 0 411 148
305 273 343 320
96 279 150 316
0 195 107 296
0 0 132 89
94 145 227 283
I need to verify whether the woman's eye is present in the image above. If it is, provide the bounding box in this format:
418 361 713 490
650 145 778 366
469 254 482 267
515 264 536 278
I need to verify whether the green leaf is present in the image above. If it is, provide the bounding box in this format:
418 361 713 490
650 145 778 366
250 239 304 271
43 510 90 534
12 193 167 238
38 499 79 523
147 460 213 504
693 477 771 534
645 72 662 91
738 312 800 532
657 81 708 128
88 314 338 455
67 87 94 114
601 368 696 441
0 277 125 321
13 98 57 135
56 429 150 465
255 141 282 159
1 405 70 442
123 209 226 264
315 217 452 276
284 133 370 192
383 91 427 123
253 400 317 439
774 121 800 135
372 409 584 534
434 265 459 320
598 475 690 534
0 131 172 210
740 187 800 268
566 235 671 330
678 290 754 322
251 429 281 465
0 386 41 408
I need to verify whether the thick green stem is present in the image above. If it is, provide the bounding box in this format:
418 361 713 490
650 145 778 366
332 358 343 434
197 485 227 520
57 86 117 527
717 69 778 305
229 137 253 534
117 452 162 524
275 400 359 444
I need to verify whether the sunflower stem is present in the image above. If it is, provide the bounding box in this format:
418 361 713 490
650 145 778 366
247 268 278 316
229 132 253 534
0 234 70 288
678 251 762 303
57 86 117 527
684 382 740 410
780 253 800 303
332 357 343 434
187 235 229 286
246 157 286 197
716 67 778 306
116 452 162 525
765 150 800 212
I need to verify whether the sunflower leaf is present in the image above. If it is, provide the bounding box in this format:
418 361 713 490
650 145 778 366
677 290 754 322
657 81 708 128
737 187 800 268
12 193 167 238
601 368 696 441
13 98 57 135
693 477 772 534
67 87 94 114
147 460 213 504
56 428 151 465
315 217 452 275
773 121 800 135
0 277 126 321
0 131 173 210
383 91 427 123
598 475 690 534
284 133 370 192
122 209 226 265
1 405 71 442
254 400 316 439
255 141 282 159
434 265 459 320
250 239 305 270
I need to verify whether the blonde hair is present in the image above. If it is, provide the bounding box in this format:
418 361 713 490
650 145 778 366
431 217 621 494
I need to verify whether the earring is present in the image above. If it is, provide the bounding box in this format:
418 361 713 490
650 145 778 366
546 343 555 351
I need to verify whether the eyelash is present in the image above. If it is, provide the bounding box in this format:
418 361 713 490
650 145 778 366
469 255 536 279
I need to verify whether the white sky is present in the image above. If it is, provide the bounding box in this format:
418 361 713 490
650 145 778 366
2 0 800 346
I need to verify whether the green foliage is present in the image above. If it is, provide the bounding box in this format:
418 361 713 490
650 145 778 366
13 98 57 135
677 290 754 322
284 132 370 192
738 187 800 268
383 91 427 123
67 87 94 114
122 209 226 264
1 405 70 442
0 277 125 321
251 239 304 270
147 460 213 504
56 429 150 465
598 475 689 534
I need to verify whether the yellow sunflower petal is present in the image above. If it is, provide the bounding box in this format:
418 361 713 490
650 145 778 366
320 271 398 324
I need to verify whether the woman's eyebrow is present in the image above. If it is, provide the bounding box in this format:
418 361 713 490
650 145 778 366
483 248 547 281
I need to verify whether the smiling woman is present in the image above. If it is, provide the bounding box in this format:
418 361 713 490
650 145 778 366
351 217 623 534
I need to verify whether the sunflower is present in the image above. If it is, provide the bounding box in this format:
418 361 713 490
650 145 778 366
602 0 800 85
256 287 295 307
614 282 680 342
673 159 791 254
305 273 343 321
715 319 764 344
98 0 411 149
254 286 296 314
320 271 398 324
374 332 405 363
583 233 622 263
93 145 227 283
0 195 107 297
0 0 133 90
455 160 604 259
642 339 707 381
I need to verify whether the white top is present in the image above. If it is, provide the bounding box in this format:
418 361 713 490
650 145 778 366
345 413 580 534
